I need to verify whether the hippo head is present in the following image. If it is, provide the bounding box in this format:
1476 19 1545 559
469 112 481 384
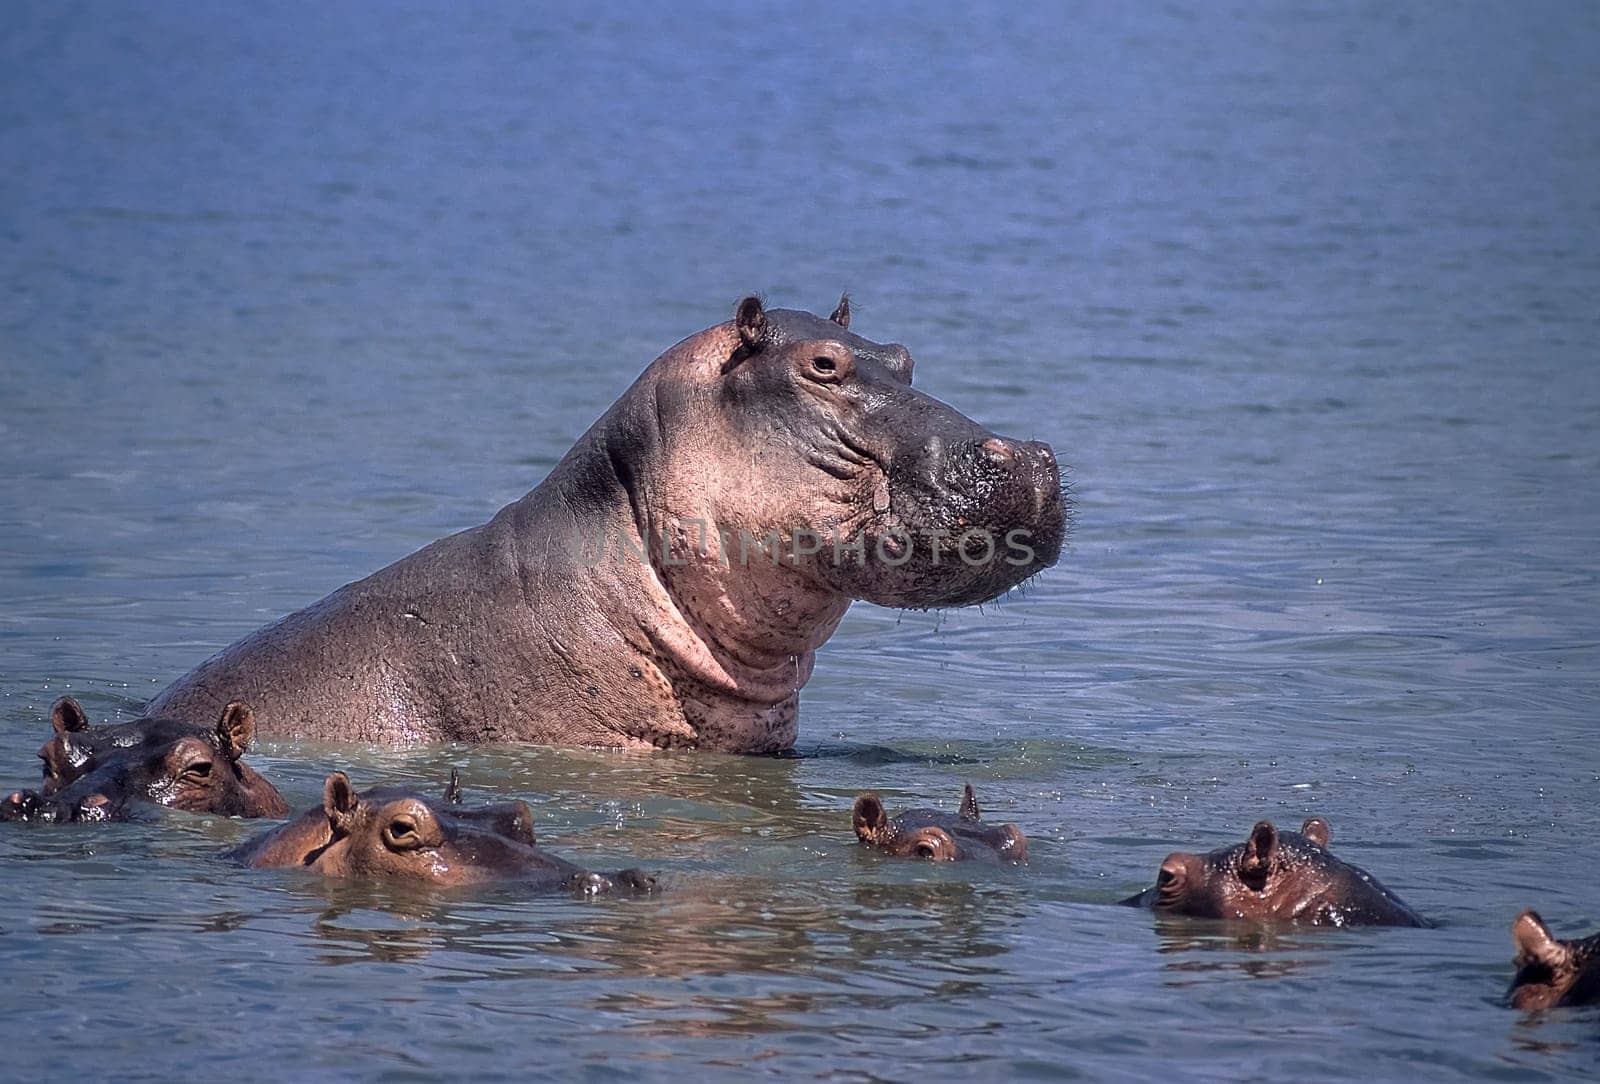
621 296 1066 617
1 698 289 823
1126 818 1427 928
289 772 656 893
851 784 1028 863
32 695 124 796
1508 910 1600 1011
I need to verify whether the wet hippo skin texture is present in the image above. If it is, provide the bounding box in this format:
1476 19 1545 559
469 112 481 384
0 696 288 822
1120 818 1428 928
145 297 1066 752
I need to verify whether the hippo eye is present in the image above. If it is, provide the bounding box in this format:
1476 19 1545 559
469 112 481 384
812 356 837 374
913 841 938 859
181 761 213 781
383 817 424 850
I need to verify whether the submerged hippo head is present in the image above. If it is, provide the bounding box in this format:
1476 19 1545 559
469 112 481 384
1508 910 1600 1010
1 698 288 823
852 784 1028 863
1120 818 1427 928
236 771 655 894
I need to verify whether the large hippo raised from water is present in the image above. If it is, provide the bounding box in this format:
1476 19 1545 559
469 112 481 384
144 296 1066 751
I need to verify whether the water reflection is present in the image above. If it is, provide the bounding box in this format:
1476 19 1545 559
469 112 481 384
1150 915 1337 983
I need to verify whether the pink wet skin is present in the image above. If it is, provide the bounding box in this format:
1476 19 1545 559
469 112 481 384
141 296 1067 752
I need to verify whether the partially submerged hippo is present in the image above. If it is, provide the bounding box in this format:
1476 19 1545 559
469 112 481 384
234 771 655 893
144 296 1067 751
852 784 1028 863
1507 910 1600 1010
1 696 288 822
1120 817 1427 927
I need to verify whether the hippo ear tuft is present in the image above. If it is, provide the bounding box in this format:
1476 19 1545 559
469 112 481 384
960 783 980 822
735 295 768 353
51 696 90 735
443 768 463 805
852 793 888 842
216 701 256 759
1240 820 1278 884
1300 817 1330 848
829 293 851 330
322 771 360 834
1512 910 1570 970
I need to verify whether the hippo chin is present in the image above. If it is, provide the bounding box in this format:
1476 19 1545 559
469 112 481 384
1120 818 1427 928
852 784 1027 863
1 696 288 823
1508 910 1600 1010
233 771 656 894
143 296 1068 752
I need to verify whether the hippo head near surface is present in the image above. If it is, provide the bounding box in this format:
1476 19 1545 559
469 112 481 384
852 784 1028 863
1120 818 1428 928
143 296 1068 751
1507 910 1600 1010
234 771 656 894
0 696 288 823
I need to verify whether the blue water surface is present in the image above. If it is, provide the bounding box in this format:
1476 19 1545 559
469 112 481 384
2 3 1599 1079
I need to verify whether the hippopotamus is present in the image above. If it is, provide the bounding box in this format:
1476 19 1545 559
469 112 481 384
233 770 655 893
1507 910 1600 1010
142 296 1066 751
1120 817 1427 927
851 784 1028 862
1 696 288 822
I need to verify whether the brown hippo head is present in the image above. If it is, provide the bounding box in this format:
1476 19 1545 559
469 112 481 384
236 771 655 894
1 698 288 822
658 296 1066 609
1120 817 1428 928
1508 910 1600 1010
851 784 1028 863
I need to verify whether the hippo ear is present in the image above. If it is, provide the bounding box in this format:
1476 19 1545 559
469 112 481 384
322 771 360 835
215 701 256 760
1300 817 1330 848
51 696 90 735
443 768 463 805
960 783 981 822
852 794 889 843
735 295 767 353
829 293 851 330
1240 821 1279 885
1512 910 1570 970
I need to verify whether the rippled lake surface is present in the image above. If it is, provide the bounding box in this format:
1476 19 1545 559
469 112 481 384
3 2 1599 1079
